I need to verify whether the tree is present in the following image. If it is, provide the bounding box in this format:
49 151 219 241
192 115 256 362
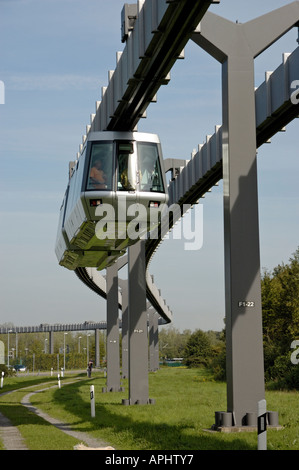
183 329 212 368
262 247 299 387
159 326 191 359
262 248 299 349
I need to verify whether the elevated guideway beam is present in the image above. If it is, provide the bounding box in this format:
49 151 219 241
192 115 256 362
75 264 172 324
0 317 165 335
146 42 299 265
95 0 219 132
256 48 299 146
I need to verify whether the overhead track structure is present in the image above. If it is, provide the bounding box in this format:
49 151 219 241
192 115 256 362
147 45 299 263
62 1 298 419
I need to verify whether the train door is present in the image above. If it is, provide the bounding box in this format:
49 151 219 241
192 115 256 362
115 140 138 240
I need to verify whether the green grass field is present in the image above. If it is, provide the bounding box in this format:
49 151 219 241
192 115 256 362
0 368 298 450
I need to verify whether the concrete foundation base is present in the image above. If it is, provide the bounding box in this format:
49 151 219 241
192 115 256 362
210 424 283 433
211 410 282 432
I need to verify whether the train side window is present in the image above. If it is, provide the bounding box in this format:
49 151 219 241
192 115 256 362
138 142 164 192
87 142 113 190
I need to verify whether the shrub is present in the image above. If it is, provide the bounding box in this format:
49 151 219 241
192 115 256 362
0 364 14 377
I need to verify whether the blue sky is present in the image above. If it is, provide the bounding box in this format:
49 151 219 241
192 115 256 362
0 0 298 332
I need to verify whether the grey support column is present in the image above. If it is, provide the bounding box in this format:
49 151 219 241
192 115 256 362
148 310 159 372
104 262 122 392
124 240 154 405
222 51 265 426
148 309 155 372
153 313 159 371
49 331 54 354
192 4 299 426
95 329 100 368
119 279 129 379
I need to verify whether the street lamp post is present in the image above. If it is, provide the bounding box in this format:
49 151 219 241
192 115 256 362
78 336 82 353
87 334 90 366
63 333 68 370
7 330 12 368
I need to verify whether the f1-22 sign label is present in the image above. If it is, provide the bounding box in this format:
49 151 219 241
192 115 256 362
238 301 255 308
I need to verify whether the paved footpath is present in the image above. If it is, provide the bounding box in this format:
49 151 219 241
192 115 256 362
0 411 28 450
0 382 114 450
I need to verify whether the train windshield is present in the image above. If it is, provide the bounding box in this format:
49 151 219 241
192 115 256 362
137 142 164 192
87 142 113 190
117 141 136 191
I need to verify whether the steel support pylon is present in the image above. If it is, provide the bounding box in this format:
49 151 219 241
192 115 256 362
95 328 100 368
123 240 154 405
119 279 129 379
192 3 299 426
149 309 159 372
104 262 122 392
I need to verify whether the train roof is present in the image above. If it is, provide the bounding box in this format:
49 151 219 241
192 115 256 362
86 131 160 143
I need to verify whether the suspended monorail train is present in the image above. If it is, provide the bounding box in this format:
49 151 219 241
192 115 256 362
55 131 169 270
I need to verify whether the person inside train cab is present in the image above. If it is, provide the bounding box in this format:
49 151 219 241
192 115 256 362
140 150 156 190
89 157 107 189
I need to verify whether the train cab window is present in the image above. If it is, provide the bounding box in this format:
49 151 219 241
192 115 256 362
87 142 113 190
117 141 136 191
138 142 164 193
